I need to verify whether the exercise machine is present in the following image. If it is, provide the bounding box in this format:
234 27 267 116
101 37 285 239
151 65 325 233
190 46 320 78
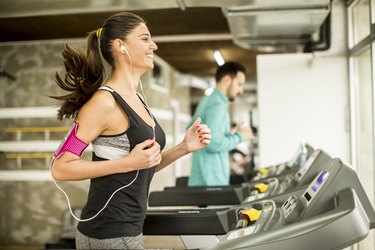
144 158 375 250
148 148 329 207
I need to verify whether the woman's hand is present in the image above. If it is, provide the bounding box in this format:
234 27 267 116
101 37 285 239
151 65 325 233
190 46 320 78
125 139 162 171
183 117 211 153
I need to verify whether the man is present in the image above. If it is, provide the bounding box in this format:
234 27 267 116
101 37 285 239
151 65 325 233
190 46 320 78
187 62 253 186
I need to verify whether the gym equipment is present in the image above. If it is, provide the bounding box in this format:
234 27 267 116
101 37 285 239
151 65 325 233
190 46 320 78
144 158 375 250
148 148 328 207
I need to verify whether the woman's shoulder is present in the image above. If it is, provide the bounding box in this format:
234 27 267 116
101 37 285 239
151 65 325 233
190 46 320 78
81 88 117 114
75 89 118 135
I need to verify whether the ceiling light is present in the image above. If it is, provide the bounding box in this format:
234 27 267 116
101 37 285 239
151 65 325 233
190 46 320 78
205 87 214 96
213 50 225 66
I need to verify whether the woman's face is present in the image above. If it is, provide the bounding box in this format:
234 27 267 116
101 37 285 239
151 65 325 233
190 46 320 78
124 23 158 71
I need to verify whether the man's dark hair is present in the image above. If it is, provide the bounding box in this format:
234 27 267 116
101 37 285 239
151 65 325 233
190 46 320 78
215 61 246 82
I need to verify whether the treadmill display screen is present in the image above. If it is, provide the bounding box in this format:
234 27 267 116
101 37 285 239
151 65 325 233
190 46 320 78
312 170 329 192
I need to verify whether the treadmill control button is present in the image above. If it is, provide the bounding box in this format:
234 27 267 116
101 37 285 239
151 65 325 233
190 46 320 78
244 208 262 222
258 168 269 175
254 183 269 193
236 208 263 228
281 195 305 224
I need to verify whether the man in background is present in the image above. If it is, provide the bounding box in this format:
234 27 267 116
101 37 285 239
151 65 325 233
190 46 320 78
188 62 254 186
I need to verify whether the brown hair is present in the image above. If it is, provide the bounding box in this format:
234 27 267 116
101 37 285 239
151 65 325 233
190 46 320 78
51 12 145 120
215 61 246 83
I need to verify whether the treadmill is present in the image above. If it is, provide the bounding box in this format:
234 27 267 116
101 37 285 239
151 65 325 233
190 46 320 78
249 142 314 182
148 148 329 207
144 158 375 250
173 143 315 187
241 148 331 204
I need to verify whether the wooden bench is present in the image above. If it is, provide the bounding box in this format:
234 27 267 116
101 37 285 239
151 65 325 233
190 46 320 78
3 126 68 167
4 152 54 168
5 153 54 159
5 126 69 141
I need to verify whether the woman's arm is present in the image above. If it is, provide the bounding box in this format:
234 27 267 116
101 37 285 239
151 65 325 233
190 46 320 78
51 91 161 181
155 117 211 172
51 139 159 181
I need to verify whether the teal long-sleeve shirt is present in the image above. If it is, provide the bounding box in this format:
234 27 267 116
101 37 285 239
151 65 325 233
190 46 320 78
187 88 243 186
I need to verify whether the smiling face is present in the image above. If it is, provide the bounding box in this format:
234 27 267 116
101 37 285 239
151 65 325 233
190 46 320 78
123 23 158 72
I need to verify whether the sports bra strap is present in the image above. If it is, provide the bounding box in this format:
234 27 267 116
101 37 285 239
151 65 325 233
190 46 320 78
98 86 114 92
97 85 147 128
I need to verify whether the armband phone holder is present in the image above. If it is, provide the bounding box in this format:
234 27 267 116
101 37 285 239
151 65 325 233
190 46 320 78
54 121 88 159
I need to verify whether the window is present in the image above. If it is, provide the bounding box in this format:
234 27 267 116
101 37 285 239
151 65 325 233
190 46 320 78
351 0 371 46
348 0 374 248
152 63 163 87
150 56 169 94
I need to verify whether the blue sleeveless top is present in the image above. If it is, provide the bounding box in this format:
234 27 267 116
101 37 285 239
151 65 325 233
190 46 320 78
77 86 166 239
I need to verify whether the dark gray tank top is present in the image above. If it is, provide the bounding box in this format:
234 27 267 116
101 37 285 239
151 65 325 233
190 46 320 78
77 86 166 239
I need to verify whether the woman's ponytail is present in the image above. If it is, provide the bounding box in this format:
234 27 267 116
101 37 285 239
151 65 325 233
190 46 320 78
51 30 104 120
51 12 145 120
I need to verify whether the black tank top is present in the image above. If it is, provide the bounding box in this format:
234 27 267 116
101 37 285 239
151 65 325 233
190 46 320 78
77 86 166 239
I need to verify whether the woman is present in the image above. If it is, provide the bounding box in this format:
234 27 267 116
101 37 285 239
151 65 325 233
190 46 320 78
50 12 211 249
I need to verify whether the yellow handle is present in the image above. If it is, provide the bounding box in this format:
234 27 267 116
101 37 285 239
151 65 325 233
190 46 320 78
258 168 269 175
254 183 269 193
241 208 262 222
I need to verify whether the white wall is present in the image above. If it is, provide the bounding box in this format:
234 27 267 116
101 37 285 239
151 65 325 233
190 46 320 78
256 1 350 166
257 54 350 165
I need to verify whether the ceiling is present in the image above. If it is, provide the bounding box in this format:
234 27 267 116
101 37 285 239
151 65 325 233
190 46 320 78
0 0 331 79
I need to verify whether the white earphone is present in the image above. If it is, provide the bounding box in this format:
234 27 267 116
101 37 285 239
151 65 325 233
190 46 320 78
120 46 128 54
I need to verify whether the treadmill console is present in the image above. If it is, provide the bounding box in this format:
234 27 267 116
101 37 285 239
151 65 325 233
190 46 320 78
213 158 375 250
227 200 277 240
302 170 329 204
279 150 319 192
243 178 279 203
294 149 320 181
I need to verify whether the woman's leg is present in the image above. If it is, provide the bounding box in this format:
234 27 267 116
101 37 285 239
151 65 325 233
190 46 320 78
75 230 144 249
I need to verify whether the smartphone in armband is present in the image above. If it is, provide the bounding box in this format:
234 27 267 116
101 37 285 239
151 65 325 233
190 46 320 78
54 121 88 159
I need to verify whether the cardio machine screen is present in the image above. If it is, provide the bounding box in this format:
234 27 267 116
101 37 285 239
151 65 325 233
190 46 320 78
311 170 329 192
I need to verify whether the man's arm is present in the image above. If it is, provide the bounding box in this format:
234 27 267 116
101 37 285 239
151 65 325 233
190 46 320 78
203 103 243 153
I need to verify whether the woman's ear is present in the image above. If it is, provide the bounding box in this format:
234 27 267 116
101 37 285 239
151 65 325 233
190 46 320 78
113 39 124 53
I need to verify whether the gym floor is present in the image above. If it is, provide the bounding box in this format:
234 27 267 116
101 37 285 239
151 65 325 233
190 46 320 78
144 236 186 249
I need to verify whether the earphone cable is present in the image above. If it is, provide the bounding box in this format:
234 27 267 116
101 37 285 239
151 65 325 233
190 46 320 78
50 157 139 222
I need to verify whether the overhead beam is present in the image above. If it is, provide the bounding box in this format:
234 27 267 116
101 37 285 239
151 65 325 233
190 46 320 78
153 33 232 43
